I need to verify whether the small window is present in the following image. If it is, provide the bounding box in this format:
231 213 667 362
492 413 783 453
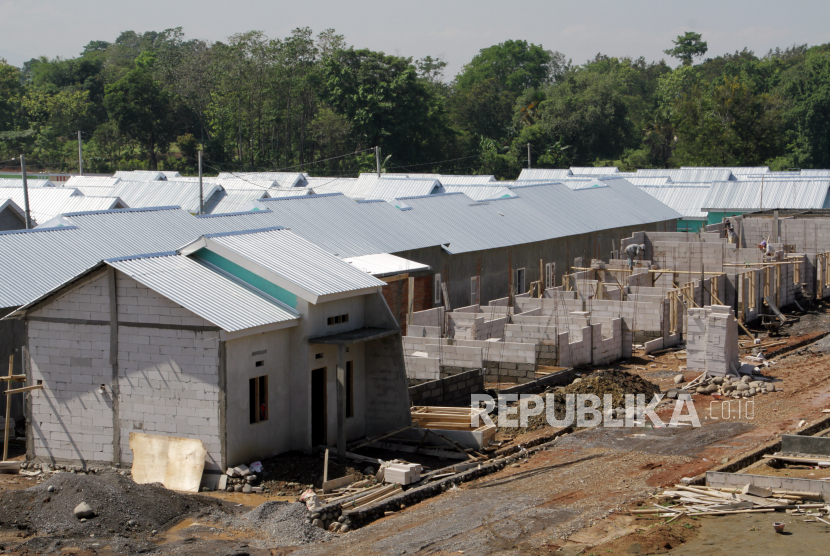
255 360 264 367
341 314 349 323
470 276 480 305
328 314 349 326
346 361 354 418
249 375 268 424
515 268 526 295
315 353 323 359
434 273 442 305
327 317 334 325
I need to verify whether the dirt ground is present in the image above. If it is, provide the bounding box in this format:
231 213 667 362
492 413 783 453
0 302 828 555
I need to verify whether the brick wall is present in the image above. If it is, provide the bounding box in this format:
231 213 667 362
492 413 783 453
382 276 433 336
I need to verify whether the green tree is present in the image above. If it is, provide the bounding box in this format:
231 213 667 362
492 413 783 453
104 52 174 169
664 32 708 66
320 48 449 165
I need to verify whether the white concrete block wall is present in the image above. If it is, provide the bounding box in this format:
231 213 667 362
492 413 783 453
117 324 221 467
424 344 483 368
29 320 114 463
404 356 440 381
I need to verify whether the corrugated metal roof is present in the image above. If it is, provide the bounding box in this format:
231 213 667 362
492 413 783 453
374 173 442 179
620 176 673 186
106 180 223 213
637 186 710 218
52 195 128 215
636 169 734 182
0 179 56 187
363 178 441 200
159 171 182 179
681 166 769 174
342 253 430 276
701 180 830 211
64 176 121 188
734 172 803 180
517 169 573 180
0 187 83 226
204 189 269 214
0 207 224 309
108 253 298 331
437 175 496 185
204 228 385 299
570 166 619 175
112 171 167 181
309 175 441 200
441 185 517 201
216 172 306 188
266 188 314 197
800 169 830 177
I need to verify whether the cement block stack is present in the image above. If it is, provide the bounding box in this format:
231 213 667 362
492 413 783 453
685 306 739 376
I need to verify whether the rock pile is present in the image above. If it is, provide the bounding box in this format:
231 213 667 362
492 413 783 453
670 374 778 399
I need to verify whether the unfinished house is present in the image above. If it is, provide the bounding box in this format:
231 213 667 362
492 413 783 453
6 228 411 471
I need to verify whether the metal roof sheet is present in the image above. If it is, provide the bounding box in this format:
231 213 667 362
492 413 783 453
517 169 573 180
800 169 830 177
681 166 769 174
636 169 734 182
441 185 517 201
266 187 314 197
701 180 830 211
112 171 167 181
637 186 710 218
216 172 306 188
437 175 496 185
0 187 84 226
216 178 276 190
363 178 441 200
570 166 619 175
619 176 673 186
0 179 56 187
106 253 298 331
0 199 24 221
204 189 270 214
204 228 385 299
64 176 121 188
734 172 803 180
106 180 223 213
342 253 430 277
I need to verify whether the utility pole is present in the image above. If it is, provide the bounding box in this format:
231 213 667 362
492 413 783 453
375 146 381 178
527 143 531 170
77 131 83 176
198 150 204 215
20 155 32 229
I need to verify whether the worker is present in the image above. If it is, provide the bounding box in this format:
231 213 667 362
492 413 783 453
725 221 738 244
625 243 645 270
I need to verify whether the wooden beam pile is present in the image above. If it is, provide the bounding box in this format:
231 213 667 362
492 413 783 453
632 484 830 520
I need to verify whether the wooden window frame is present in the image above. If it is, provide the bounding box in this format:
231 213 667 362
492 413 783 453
249 375 269 424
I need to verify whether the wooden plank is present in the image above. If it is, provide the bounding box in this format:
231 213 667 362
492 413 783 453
368 442 470 460
323 473 356 493
3 355 11 462
4 385 43 395
0 461 20 474
0 375 26 382
347 425 414 452
323 448 329 485
764 296 788 323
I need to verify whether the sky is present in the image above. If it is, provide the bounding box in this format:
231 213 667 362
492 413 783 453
4 0 830 77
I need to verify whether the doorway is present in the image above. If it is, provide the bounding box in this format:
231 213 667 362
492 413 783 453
311 367 327 447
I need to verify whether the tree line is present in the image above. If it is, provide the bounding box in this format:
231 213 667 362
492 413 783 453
1 28 829 177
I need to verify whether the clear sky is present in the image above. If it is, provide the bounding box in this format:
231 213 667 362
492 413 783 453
4 0 829 76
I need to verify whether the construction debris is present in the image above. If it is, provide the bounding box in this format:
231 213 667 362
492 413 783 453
678 372 779 398
635 483 830 518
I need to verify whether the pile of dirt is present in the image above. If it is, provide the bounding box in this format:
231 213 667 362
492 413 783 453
0 471 222 539
499 369 660 436
556 369 660 409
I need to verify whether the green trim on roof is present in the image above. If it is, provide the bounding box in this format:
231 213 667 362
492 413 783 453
195 248 297 308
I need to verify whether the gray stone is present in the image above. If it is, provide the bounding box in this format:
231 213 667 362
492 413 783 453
666 389 678 399
233 484 243 492
312 518 323 529
74 502 94 519
736 383 750 391
340 524 350 533
572 378 582 384
242 484 252 494
128 520 137 526
673 374 685 384
741 375 752 383
47 485 55 493
712 377 724 385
